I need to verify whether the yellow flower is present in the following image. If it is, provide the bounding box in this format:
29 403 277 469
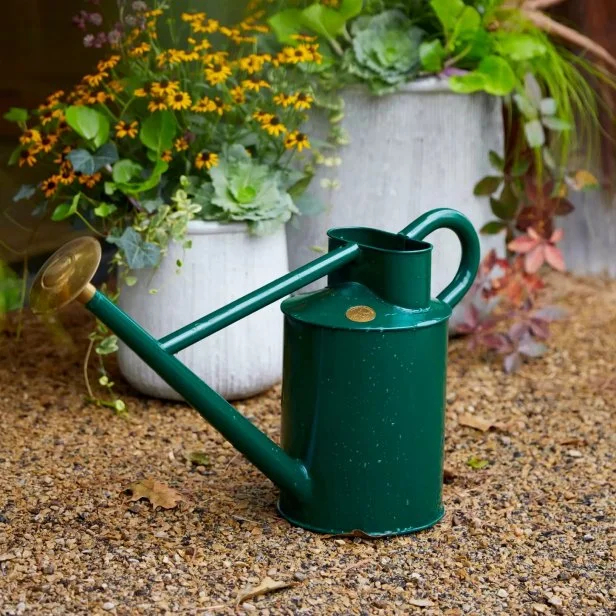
18 148 37 167
167 91 192 111
40 175 61 197
205 62 232 86
167 49 185 65
192 39 212 52
253 110 272 122
151 80 180 97
293 92 313 110
20 129 42 145
191 97 216 113
134 85 151 97
260 115 286 137
37 133 59 153
238 54 269 74
174 137 189 152
242 76 270 92
210 97 230 116
144 8 164 17
273 92 295 108
179 50 199 62
39 108 55 125
161 150 173 163
58 167 76 185
98 55 121 72
285 131 311 152
78 172 102 188
87 91 112 104
115 120 139 139
195 151 219 170
231 86 246 104
291 34 318 43
54 146 72 165
129 42 151 57
148 99 168 112
46 90 65 105
108 80 124 93
280 45 313 64
181 12 205 23
84 72 108 88
194 19 219 34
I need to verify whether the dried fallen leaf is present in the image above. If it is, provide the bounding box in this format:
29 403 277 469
458 413 508 432
236 577 295 604
187 451 211 466
322 529 386 540
409 598 434 607
124 478 186 510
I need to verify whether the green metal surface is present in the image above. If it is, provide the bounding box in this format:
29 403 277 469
80 208 479 536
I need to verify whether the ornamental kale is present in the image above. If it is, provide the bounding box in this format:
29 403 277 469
203 145 299 235
344 10 425 94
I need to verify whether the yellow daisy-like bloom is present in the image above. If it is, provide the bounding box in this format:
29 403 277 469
191 97 216 113
230 86 246 104
174 137 189 152
261 115 287 137
87 91 113 104
167 49 185 65
115 120 139 139
54 146 72 165
39 109 55 125
58 167 76 185
40 175 61 198
195 151 219 170
98 55 121 72
129 42 151 57
211 97 230 116
84 72 108 87
293 92 314 111
151 80 180 97
279 44 313 64
20 129 42 145
108 80 124 93
156 52 168 68
167 91 192 110
18 149 37 167
273 92 295 108
52 108 64 119
134 85 151 97
205 62 232 86
179 50 200 62
284 131 311 152
37 133 59 153
193 19 219 34
291 34 318 43
148 99 168 112
161 150 173 163
192 39 212 52
57 120 70 134
46 90 65 105
144 8 164 18
78 172 102 188
253 110 272 123
242 76 270 92
238 54 269 74
181 12 205 23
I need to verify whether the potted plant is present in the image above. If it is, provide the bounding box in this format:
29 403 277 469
262 0 615 298
5 2 321 403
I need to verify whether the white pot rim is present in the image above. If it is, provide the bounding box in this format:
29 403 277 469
186 220 250 235
345 77 459 95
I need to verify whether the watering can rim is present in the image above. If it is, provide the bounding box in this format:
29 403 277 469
327 226 433 255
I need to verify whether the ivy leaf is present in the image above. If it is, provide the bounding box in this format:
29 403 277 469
142 198 164 213
3 107 28 123
65 106 110 149
490 197 516 220
95 334 119 355
108 227 161 270
474 176 502 196
93 142 119 169
524 119 546 148
112 159 144 184
419 40 446 73
51 193 80 221
94 203 117 218
13 184 36 202
480 220 507 234
67 149 96 175
140 111 177 153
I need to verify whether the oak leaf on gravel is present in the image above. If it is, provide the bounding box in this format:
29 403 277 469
236 577 296 604
458 413 508 432
124 478 186 509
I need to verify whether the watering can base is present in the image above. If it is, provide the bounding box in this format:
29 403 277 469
277 503 445 537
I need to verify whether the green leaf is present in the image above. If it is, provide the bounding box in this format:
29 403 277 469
450 55 515 95
495 33 547 61
95 335 119 355
93 142 119 169
419 40 446 73
511 158 531 177
466 455 490 470
113 158 168 195
451 6 481 44
339 0 363 18
430 0 465 36
489 150 504 172
480 221 507 234
94 203 117 218
8 146 21 166
112 159 144 184
541 116 571 132
142 198 164 213
524 119 545 148
139 110 177 153
65 106 110 149
3 107 28 123
301 4 347 40
268 9 304 44
51 194 80 221
295 193 326 216
490 197 516 220
474 176 502 196
107 227 161 270
67 149 96 175
13 185 36 202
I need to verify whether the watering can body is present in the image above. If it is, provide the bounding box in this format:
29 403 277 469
31 209 479 537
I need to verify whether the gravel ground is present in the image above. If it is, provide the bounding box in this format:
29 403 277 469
0 274 614 615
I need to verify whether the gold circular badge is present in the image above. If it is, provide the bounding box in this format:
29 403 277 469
345 305 376 323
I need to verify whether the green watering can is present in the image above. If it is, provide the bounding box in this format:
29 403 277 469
31 208 479 536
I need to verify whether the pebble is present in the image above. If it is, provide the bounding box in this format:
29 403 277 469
497 589 508 599
102 602 115 611
548 596 563 607
583 534 595 542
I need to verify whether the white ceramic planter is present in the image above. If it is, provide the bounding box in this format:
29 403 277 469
117 221 288 401
288 78 505 295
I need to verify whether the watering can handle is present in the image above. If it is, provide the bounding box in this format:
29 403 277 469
400 208 480 309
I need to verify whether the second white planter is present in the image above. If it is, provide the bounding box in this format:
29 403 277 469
117 221 288 401
288 79 505 295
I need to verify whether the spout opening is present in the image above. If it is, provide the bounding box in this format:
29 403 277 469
327 227 432 254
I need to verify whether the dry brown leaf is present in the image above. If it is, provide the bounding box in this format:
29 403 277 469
236 577 295 604
458 413 506 432
409 598 435 607
124 478 186 510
